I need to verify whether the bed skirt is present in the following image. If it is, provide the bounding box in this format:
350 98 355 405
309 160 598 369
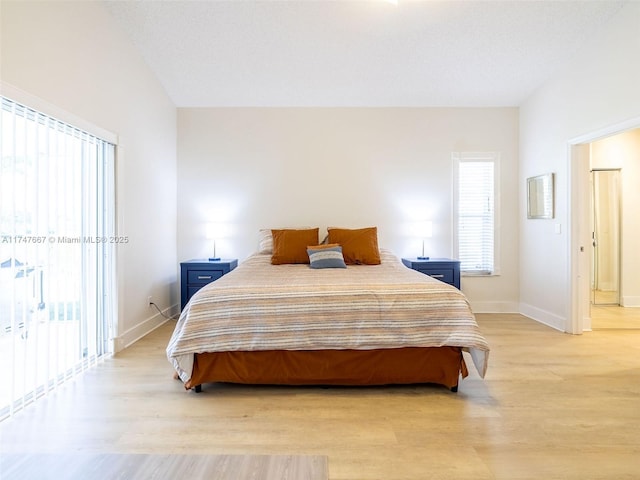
185 346 468 391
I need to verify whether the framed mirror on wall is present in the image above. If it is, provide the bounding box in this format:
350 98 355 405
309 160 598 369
527 173 554 219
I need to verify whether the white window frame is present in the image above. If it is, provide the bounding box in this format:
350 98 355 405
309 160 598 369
452 152 501 276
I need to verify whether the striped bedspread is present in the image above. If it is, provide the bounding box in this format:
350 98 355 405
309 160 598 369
167 250 490 384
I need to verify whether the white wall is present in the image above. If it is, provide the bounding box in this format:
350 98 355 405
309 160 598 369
591 129 640 306
177 107 520 312
1 1 178 350
519 2 640 330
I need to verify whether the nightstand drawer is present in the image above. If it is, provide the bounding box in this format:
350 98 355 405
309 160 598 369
180 259 238 310
402 258 461 289
415 268 454 285
187 270 223 284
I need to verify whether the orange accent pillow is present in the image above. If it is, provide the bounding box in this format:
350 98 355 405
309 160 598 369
327 227 381 265
271 228 319 265
306 243 340 250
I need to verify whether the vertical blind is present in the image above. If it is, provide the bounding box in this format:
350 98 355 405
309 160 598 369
454 153 497 275
0 96 116 420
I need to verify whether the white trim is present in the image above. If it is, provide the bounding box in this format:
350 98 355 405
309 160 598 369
0 81 118 144
114 144 126 350
569 116 640 145
620 296 640 307
112 303 179 352
519 303 565 332
469 300 519 313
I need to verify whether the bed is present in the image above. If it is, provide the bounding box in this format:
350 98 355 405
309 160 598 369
167 230 490 393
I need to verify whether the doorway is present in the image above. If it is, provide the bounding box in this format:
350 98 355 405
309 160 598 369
569 123 640 334
590 169 621 306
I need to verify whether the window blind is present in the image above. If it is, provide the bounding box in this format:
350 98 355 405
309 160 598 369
454 153 498 275
0 96 116 421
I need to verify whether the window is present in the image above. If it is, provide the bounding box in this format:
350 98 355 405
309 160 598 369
453 152 500 275
0 96 116 420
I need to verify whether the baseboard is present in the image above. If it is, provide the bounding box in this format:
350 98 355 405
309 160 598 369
113 303 179 353
621 296 640 307
519 303 565 332
467 300 519 313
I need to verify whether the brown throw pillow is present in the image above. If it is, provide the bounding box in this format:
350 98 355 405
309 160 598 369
327 227 381 265
271 228 320 264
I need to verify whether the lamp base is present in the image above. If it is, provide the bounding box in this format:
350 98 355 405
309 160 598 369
208 257 221 261
417 256 430 260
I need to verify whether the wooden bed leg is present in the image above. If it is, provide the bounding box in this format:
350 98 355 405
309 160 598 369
194 384 202 393
450 385 458 393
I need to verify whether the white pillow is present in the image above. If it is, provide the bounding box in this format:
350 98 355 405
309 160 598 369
258 229 273 254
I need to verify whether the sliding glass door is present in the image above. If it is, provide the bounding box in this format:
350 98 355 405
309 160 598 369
0 96 116 420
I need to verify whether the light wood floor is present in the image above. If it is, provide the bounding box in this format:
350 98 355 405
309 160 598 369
591 304 640 330
1 453 327 480
1 314 639 480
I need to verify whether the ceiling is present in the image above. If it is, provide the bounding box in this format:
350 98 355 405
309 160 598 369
103 0 627 108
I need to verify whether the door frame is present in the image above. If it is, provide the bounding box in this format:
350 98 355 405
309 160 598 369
568 116 640 334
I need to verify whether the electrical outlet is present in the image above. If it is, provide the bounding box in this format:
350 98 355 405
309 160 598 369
147 296 153 308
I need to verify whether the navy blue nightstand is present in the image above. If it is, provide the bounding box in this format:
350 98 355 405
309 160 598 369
180 259 238 310
402 258 461 289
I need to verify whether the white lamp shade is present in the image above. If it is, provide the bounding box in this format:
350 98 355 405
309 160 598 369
206 222 230 240
206 222 231 261
412 221 433 238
